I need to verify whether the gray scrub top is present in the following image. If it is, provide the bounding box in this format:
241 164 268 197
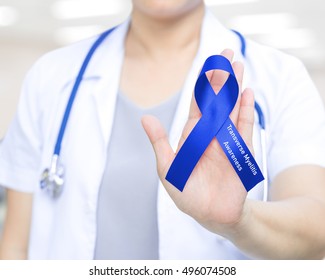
94 91 180 259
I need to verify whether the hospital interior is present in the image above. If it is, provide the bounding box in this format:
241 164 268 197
0 0 325 232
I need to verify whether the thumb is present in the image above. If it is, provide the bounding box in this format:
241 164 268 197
141 115 175 177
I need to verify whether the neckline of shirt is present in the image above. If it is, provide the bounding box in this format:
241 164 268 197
118 90 182 113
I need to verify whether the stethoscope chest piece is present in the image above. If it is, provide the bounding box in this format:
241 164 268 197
40 155 64 198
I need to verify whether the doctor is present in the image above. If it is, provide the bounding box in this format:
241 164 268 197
1 0 325 260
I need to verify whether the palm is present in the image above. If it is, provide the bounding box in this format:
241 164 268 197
142 50 255 233
164 118 247 229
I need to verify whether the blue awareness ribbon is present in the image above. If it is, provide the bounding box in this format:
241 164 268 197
165 55 264 192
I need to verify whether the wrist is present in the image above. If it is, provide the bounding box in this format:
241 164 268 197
217 199 253 242
197 198 253 242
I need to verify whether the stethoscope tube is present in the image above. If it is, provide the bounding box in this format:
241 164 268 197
54 27 116 156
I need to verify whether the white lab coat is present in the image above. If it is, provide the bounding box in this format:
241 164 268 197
1 10 325 259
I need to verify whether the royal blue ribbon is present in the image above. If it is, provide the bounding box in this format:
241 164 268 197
166 55 264 192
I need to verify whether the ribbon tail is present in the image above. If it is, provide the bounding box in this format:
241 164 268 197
217 118 264 191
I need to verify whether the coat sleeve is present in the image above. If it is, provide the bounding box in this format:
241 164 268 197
0 59 44 193
267 56 325 181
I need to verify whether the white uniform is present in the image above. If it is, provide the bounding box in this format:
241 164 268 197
1 10 325 259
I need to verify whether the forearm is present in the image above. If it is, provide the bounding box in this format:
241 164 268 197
0 241 28 260
227 197 325 259
0 189 32 260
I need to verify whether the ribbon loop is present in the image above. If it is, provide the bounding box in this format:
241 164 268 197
166 55 264 192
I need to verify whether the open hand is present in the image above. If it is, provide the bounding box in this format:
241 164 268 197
142 49 255 235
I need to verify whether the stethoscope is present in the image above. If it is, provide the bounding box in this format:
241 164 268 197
40 28 268 200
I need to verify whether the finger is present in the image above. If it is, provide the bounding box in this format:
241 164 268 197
237 88 255 150
233 61 244 95
229 61 244 126
189 49 234 120
207 49 234 92
141 115 175 177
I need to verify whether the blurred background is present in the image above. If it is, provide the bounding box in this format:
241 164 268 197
0 0 325 229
